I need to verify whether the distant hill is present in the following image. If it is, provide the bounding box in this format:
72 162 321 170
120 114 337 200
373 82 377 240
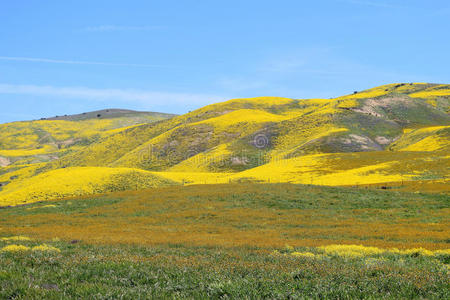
0 109 176 166
43 109 176 121
1 83 449 205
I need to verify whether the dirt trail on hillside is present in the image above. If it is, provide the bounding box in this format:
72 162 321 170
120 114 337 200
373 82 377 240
0 156 11 167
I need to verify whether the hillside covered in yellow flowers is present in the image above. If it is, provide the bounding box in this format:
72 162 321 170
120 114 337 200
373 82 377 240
0 83 449 205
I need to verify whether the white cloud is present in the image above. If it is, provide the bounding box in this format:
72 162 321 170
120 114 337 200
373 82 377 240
0 83 226 107
0 56 167 68
84 25 163 32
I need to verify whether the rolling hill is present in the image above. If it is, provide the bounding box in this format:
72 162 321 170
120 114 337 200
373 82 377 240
0 109 176 165
0 83 449 205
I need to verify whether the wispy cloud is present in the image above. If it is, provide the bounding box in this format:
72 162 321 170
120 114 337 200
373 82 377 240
0 56 168 68
427 6 450 16
337 0 402 8
83 25 163 32
214 46 413 99
0 83 226 107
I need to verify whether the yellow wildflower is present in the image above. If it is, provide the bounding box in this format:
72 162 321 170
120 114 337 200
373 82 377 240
434 249 450 256
31 244 61 253
1 236 32 241
319 244 385 258
285 244 294 252
271 250 281 256
399 248 435 257
26 204 57 210
291 251 316 259
1 244 31 252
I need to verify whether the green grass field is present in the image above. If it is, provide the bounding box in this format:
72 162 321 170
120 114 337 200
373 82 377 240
0 183 448 298
0 241 448 299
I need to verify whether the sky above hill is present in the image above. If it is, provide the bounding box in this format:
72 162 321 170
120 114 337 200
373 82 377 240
0 0 449 123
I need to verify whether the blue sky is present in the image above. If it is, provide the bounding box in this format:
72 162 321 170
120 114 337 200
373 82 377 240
1 0 449 123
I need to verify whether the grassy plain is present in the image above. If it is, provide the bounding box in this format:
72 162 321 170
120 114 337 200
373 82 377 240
1 241 448 299
0 183 448 298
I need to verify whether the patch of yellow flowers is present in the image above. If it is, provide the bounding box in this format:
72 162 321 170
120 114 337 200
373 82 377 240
31 244 61 252
26 204 57 210
278 244 450 259
1 235 32 241
409 88 450 99
0 166 175 206
319 244 385 258
392 125 450 152
1 245 31 252
1 243 60 253
291 251 317 259
1 235 61 253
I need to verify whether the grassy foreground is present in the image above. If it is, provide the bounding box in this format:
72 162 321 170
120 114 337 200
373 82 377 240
0 183 448 298
0 241 448 299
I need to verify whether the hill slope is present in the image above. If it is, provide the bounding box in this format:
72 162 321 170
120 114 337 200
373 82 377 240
0 109 176 166
0 83 449 204
0 166 177 206
55 83 450 172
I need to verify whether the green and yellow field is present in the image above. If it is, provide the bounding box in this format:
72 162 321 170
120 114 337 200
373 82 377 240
2 183 448 249
0 184 448 298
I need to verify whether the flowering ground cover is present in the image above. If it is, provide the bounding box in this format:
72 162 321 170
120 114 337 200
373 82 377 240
0 183 448 298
